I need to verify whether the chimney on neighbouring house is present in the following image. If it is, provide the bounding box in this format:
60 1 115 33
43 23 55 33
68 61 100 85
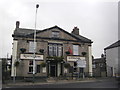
16 21 20 28
71 26 79 35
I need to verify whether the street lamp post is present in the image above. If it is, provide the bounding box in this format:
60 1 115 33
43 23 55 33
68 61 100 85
33 4 39 83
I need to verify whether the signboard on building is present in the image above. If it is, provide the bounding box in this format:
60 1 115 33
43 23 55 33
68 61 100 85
20 54 43 60
67 56 85 62
77 59 86 68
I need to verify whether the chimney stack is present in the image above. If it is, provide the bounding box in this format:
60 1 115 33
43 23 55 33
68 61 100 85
16 21 20 28
71 27 79 35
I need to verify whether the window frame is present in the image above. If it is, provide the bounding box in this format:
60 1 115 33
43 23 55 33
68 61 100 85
48 43 63 57
29 41 36 53
73 45 79 55
51 31 60 38
28 60 33 73
29 67 33 73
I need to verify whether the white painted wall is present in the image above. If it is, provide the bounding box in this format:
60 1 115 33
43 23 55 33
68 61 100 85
106 47 118 77
118 47 120 76
11 40 18 76
88 46 93 76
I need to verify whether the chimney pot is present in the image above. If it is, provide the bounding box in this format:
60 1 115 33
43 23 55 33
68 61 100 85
16 21 20 28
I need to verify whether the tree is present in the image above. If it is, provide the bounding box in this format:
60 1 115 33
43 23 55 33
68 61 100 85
2 59 7 84
53 56 64 62
46 56 64 62
40 62 46 67
64 63 70 68
14 61 20 67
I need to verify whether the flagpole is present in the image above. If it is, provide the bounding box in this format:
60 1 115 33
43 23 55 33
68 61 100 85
33 4 39 83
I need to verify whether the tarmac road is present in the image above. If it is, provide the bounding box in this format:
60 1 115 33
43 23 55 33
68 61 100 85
2 77 119 89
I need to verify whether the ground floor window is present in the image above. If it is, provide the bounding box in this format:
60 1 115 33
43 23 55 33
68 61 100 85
74 62 77 72
29 67 33 73
74 67 77 72
29 60 33 73
28 61 42 73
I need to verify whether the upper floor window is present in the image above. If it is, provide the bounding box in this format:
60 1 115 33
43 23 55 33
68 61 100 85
48 43 63 57
29 41 36 52
52 31 59 38
73 45 79 55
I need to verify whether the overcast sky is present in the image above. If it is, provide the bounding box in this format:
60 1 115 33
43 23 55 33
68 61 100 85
0 0 118 58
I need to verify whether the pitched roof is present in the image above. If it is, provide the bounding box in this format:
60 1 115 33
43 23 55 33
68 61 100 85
13 26 93 43
104 40 120 50
93 57 106 63
14 28 39 36
71 33 92 43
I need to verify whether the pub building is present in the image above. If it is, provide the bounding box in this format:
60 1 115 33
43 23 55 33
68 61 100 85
11 21 93 79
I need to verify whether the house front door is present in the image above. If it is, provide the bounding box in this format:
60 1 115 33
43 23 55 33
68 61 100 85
50 65 56 77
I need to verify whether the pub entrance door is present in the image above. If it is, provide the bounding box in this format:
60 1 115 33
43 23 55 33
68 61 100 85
50 65 56 77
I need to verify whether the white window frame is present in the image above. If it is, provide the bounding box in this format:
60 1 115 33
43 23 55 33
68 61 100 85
29 41 36 53
29 60 33 73
48 44 53 56
52 31 59 38
48 44 63 57
58 46 62 57
73 45 79 55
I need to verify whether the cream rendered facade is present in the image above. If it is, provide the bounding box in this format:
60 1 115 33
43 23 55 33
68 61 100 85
105 47 119 77
104 40 120 77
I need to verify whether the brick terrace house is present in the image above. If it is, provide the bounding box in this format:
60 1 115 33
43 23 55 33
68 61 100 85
11 21 93 79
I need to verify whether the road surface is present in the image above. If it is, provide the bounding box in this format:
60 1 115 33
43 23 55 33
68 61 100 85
2 78 119 89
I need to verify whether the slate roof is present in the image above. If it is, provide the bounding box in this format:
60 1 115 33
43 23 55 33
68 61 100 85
14 28 39 36
93 58 106 64
71 33 92 43
104 40 120 50
13 26 93 43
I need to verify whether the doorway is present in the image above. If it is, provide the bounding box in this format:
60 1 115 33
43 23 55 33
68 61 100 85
50 65 56 77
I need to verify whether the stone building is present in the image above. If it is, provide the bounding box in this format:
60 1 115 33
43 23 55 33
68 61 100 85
92 54 107 77
11 21 93 78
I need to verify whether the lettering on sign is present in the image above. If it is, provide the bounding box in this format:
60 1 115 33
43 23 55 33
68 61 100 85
20 54 43 60
67 56 85 61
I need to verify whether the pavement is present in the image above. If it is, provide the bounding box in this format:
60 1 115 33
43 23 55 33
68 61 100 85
2 77 117 88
